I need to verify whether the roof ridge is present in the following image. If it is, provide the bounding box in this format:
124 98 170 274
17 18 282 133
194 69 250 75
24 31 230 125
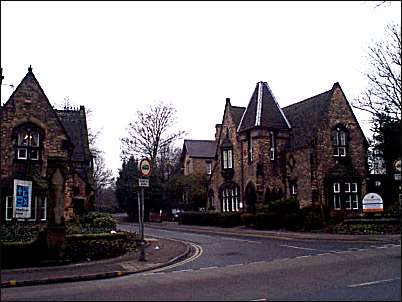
282 88 332 110
185 139 216 142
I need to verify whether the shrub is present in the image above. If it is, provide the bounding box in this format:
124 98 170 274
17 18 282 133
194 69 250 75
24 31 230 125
180 212 242 227
267 198 300 215
301 206 324 230
241 213 256 227
91 216 117 229
255 212 282 229
0 222 40 242
383 203 401 218
65 231 137 263
283 212 303 230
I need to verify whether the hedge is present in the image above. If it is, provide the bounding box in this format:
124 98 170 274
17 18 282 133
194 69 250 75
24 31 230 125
1 230 137 269
180 212 242 228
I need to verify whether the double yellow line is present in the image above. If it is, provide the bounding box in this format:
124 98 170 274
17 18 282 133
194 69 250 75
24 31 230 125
150 242 203 273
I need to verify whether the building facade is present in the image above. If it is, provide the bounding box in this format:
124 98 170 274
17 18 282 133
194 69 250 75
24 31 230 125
180 139 217 176
0 67 94 223
208 81 369 215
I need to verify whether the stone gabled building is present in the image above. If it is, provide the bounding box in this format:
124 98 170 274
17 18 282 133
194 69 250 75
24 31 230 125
180 139 217 176
0 67 94 223
208 81 369 214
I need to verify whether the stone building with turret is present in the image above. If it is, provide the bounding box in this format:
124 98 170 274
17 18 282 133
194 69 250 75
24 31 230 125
207 81 369 215
0 67 94 223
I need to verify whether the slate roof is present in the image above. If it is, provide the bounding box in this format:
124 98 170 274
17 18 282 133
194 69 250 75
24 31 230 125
56 107 92 163
237 81 291 132
230 106 245 128
282 89 332 150
183 139 217 158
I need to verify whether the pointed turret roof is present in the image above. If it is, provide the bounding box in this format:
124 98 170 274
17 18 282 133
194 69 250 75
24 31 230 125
237 81 290 132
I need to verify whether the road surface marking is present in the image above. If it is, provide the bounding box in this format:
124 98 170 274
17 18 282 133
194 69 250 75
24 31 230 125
295 255 311 258
348 277 400 288
219 236 262 244
150 242 203 273
280 244 324 251
227 263 245 267
173 269 194 273
200 266 218 270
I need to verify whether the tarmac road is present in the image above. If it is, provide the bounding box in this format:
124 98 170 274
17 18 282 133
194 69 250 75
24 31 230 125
2 219 400 301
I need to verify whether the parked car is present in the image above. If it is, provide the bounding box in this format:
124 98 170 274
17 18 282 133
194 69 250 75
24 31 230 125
171 209 184 222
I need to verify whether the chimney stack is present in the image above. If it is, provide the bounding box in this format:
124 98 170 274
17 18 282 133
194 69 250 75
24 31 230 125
215 124 222 141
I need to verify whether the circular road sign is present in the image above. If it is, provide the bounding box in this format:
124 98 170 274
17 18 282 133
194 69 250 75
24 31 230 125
139 158 152 177
394 158 401 172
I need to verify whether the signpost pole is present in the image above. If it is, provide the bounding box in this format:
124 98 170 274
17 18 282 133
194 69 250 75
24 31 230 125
137 157 151 262
139 186 146 261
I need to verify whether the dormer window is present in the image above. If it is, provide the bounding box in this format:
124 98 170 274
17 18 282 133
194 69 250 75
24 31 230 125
222 149 233 169
332 127 347 157
16 126 41 160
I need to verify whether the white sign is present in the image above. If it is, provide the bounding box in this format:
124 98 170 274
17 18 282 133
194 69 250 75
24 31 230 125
139 178 149 187
138 158 152 177
13 179 32 219
395 174 401 181
362 193 383 213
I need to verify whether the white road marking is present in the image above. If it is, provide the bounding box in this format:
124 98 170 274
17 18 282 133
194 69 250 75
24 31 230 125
295 255 311 259
348 277 400 288
173 269 194 273
200 266 218 270
218 236 262 244
227 263 244 267
280 244 322 251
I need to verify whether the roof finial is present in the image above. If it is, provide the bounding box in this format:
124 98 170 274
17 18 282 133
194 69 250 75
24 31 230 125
28 65 32 73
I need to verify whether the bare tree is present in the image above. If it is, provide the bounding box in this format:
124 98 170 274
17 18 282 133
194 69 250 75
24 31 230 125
92 150 115 204
353 22 401 123
120 101 186 164
85 107 114 205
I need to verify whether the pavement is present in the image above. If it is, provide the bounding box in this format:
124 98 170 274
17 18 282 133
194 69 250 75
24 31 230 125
1 219 400 288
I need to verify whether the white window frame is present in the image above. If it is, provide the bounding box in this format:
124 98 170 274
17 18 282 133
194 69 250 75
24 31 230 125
333 183 340 193
30 149 39 161
206 161 212 175
227 149 233 169
270 131 276 161
345 183 351 193
248 135 253 163
222 149 233 169
351 183 358 193
351 194 359 210
40 197 47 221
338 146 346 157
222 189 227 212
6 196 13 221
223 150 228 169
333 195 341 210
291 184 297 195
332 128 347 158
17 148 28 160
345 195 352 209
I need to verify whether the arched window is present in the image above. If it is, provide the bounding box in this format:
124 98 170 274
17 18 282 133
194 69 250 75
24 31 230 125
331 126 348 157
15 124 41 161
220 183 241 213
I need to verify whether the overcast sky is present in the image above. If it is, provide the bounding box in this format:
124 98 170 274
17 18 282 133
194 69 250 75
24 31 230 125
1 1 401 177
